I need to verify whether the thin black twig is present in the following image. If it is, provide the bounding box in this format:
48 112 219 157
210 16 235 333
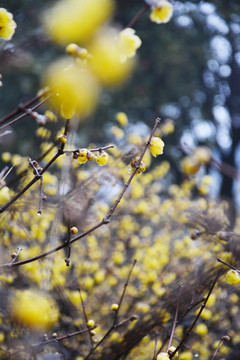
78 287 94 348
217 258 239 272
153 330 159 360
0 89 49 126
0 95 50 131
0 118 160 269
211 335 230 360
11 326 96 358
84 259 137 359
169 270 222 359
167 284 182 350
126 4 149 28
0 119 70 215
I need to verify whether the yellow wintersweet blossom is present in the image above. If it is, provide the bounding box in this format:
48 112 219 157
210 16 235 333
44 58 99 118
11 289 59 330
226 269 240 285
149 136 165 157
194 323 208 336
116 112 128 126
150 0 173 24
119 28 142 61
89 28 135 86
181 155 201 176
0 8 16 40
43 0 114 45
0 186 10 205
157 353 170 360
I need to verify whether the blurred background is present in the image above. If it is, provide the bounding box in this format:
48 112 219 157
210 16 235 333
1 0 240 206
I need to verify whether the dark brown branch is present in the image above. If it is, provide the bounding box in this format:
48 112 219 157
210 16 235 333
0 95 50 131
126 4 149 28
217 258 239 271
167 285 182 350
63 144 114 155
211 335 230 360
84 259 137 359
0 89 49 126
153 330 159 360
169 270 222 359
11 326 96 358
0 119 70 215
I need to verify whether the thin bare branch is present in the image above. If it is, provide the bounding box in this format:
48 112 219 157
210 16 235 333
0 117 160 269
169 270 222 359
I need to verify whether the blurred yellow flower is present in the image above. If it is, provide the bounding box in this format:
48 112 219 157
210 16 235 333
157 353 169 360
43 0 114 45
44 58 99 118
150 0 173 24
116 111 128 126
119 28 142 61
89 28 135 86
181 155 201 176
11 289 59 330
0 8 16 40
0 186 10 205
226 270 240 285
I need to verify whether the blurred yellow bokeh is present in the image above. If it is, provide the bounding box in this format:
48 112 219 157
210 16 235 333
44 57 99 118
11 289 59 330
43 0 114 45
89 28 135 86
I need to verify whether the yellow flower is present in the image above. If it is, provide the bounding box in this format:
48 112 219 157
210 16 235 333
95 151 109 166
44 110 57 122
179 351 193 360
11 289 59 330
44 58 99 118
157 353 169 360
89 28 135 86
194 323 208 336
119 28 142 61
78 149 88 164
0 8 16 40
116 112 128 126
149 136 165 157
181 155 201 175
194 146 212 164
226 270 240 285
167 346 178 358
0 186 10 205
43 0 114 45
150 1 173 24
111 303 119 311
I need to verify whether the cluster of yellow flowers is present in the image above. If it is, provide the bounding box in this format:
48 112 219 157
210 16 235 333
181 146 212 176
226 269 240 285
0 8 16 40
42 0 144 119
2 2 240 360
77 148 109 166
42 0 174 120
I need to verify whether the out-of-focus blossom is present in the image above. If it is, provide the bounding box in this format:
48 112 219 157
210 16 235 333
119 28 142 61
44 58 99 119
0 8 16 40
11 289 59 330
89 28 135 86
43 0 114 45
149 0 173 24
